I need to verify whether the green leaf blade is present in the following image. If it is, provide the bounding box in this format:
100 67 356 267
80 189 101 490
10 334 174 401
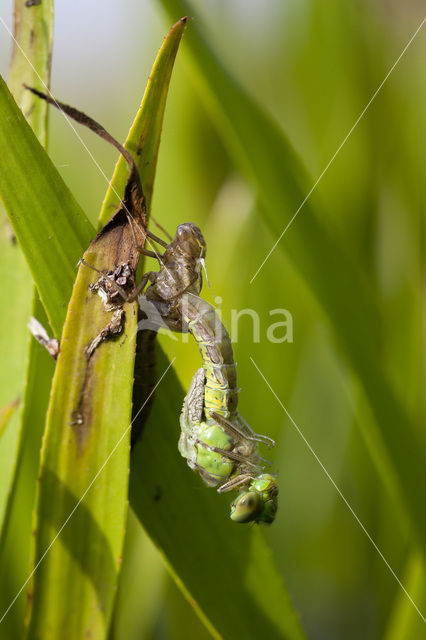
0 5 55 637
27 259 137 639
0 75 93 338
8 0 54 147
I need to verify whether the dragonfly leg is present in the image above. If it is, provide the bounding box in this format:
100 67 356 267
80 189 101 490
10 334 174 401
145 228 168 248
217 474 253 494
126 271 155 302
209 411 275 448
116 208 166 262
235 413 275 448
239 414 275 447
181 368 205 426
138 247 163 261
80 258 154 304
79 258 129 300
151 215 172 241
203 443 263 470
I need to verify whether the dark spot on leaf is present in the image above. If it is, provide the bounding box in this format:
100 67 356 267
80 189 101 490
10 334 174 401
153 486 162 502
25 0 41 7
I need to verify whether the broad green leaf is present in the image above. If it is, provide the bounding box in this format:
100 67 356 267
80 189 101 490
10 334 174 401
26 242 138 638
109 509 165 640
165 575 214 640
158 0 426 552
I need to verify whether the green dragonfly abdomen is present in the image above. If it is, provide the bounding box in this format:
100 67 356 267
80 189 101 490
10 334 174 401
180 293 238 418
179 367 265 488
178 416 235 487
179 367 235 486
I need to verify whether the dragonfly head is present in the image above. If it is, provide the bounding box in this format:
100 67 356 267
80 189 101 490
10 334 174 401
174 223 207 261
230 474 278 524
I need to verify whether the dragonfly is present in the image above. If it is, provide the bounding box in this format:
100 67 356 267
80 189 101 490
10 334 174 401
139 248 279 523
177 294 278 524
27 86 278 523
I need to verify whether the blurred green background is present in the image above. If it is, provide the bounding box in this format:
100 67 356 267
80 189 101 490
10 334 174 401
1 0 425 638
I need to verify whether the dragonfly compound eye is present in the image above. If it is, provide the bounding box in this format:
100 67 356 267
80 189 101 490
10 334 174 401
230 491 263 523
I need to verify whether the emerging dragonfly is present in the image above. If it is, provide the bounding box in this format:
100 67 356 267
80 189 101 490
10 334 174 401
27 86 278 524
178 294 278 524
139 237 279 524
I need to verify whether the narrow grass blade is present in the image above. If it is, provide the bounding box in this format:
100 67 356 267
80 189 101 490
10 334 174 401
0 397 21 542
0 300 55 640
8 0 54 147
0 0 53 533
0 408 21 535
26 233 140 638
0 5 54 637
0 209 33 544
158 0 426 552
0 74 93 338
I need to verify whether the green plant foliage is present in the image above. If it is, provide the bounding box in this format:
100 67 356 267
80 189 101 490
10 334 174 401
0 302 55 640
8 0 53 148
97 19 304 638
9 18 190 640
0 401 20 527
108 509 166 640
0 4 54 638
159 0 426 553
0 400 19 442
26 254 138 639
384 551 426 640
1 1 424 638
0 18 305 639
0 75 93 338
